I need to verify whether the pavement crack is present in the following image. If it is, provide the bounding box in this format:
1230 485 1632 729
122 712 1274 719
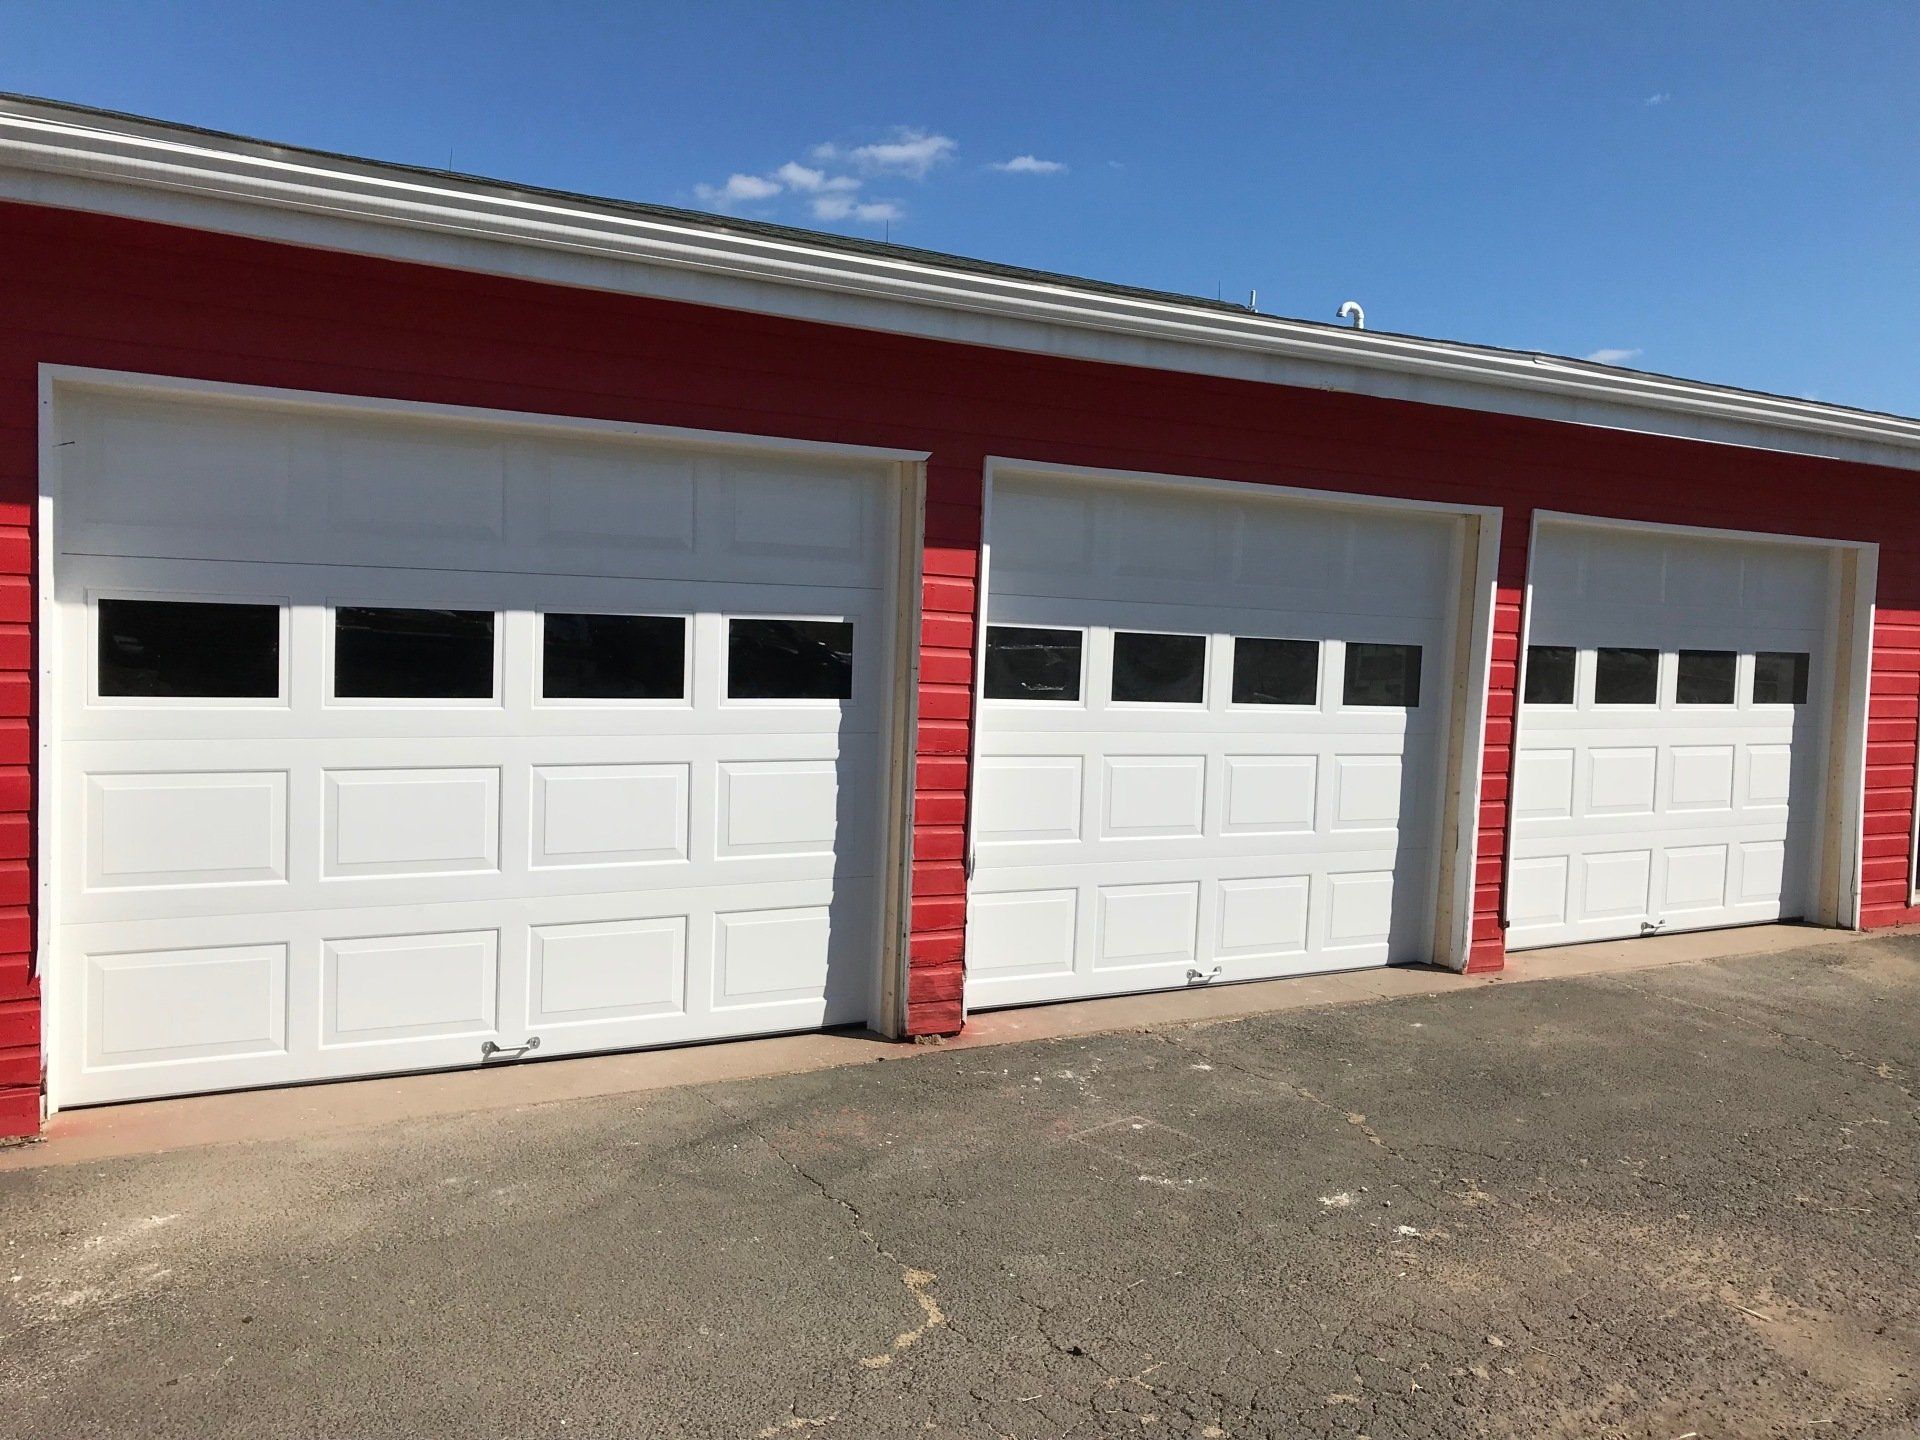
694 1090 948 1375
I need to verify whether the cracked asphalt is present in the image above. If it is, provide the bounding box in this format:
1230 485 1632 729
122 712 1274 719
0 933 1915 1439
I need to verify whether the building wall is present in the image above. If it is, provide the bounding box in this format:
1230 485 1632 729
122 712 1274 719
1 199 1915 1132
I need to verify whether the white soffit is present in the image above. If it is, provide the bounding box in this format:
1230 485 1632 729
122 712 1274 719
3 95 1919 472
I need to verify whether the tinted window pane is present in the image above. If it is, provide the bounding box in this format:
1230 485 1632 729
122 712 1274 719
728 618 853 700
1111 631 1206 704
1523 645 1575 705
1675 649 1737 705
984 626 1082 701
1753 650 1810 705
98 598 279 698
1594 647 1658 705
543 613 686 700
1343 642 1422 707
1231 637 1318 705
335 607 495 699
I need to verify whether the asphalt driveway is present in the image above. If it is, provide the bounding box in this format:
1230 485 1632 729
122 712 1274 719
0 934 1914 1439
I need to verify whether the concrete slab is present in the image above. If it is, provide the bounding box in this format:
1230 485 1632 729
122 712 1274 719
5 921 1900 1170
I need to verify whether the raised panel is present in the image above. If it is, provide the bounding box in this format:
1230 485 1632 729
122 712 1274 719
1325 870 1394 946
532 764 689 868
1110 493 1222 580
1663 539 1745 611
1101 756 1206 839
1513 749 1574 822
1669 745 1735 812
87 942 287 1067
72 393 293 539
1588 747 1657 817
1580 850 1652 921
1347 512 1453 609
87 771 286 889
530 441 697 553
327 424 506 543
992 486 1095 578
1664 844 1729 912
1580 529 1666 605
322 930 498 1045
1222 755 1316 835
712 906 832 1007
974 757 1083 845
1231 505 1339 590
1332 754 1403 830
722 465 866 563
1094 883 1198 969
968 889 1078 978
1746 744 1794 806
1216 876 1310 958
324 768 500 877
529 917 687 1025
716 760 840 858
1507 856 1569 926
1739 840 1787 903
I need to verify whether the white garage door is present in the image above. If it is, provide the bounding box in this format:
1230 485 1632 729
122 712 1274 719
1507 521 1834 949
966 472 1463 1008
49 383 902 1105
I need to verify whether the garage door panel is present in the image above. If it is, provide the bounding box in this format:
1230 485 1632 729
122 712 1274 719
53 387 899 1106
1510 522 1832 949
972 472 1457 1009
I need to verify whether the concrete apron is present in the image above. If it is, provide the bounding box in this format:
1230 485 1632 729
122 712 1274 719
2 921 1893 1171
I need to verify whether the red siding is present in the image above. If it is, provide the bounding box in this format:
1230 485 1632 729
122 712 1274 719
1 199 1915 1130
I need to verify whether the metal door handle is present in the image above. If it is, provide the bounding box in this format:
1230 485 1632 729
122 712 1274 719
481 1037 541 1060
1186 965 1222 984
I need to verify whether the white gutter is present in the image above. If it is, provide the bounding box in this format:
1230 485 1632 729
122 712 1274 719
2 95 1917 471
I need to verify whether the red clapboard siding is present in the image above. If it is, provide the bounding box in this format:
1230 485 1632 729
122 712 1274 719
0 196 1915 1132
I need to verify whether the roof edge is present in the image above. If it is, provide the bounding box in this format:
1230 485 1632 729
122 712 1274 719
3 93 1917 471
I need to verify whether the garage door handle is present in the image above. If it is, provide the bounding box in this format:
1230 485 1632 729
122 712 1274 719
1186 966 1222 984
481 1037 542 1061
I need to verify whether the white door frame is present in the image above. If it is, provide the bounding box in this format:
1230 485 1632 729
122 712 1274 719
36 364 930 1114
1511 508 1878 935
967 456 1504 992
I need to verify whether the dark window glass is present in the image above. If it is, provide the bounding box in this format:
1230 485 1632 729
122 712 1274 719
1343 642 1422 707
98 598 280 698
1523 645 1576 705
1594 647 1658 705
728 618 854 700
1231 637 1318 705
1675 649 1737 705
335 607 495 699
984 626 1082 701
1111 631 1206 704
1753 651 1810 705
543 613 686 700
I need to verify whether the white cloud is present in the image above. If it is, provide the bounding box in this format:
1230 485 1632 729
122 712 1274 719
992 154 1066 175
837 128 957 178
775 162 859 194
1584 347 1643 365
694 172 781 206
813 195 904 224
853 200 903 223
1644 92 1671 106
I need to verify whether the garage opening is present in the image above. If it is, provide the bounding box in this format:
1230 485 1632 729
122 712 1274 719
44 376 915 1107
1507 516 1873 949
965 464 1493 1010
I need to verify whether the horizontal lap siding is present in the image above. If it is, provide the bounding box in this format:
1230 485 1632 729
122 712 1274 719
0 201 1914 1125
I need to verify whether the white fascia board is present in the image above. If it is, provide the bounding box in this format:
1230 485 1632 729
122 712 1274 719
4 98 1920 472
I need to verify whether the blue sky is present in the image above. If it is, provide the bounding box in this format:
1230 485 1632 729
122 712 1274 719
4 1 1916 415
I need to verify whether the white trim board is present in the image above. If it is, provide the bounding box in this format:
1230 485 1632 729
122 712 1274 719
4 96 1920 472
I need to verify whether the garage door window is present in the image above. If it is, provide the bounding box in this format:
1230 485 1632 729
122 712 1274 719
1594 647 1658 706
1523 645 1576 706
1676 649 1737 705
1753 651 1810 705
334 607 496 700
1231 636 1318 706
727 617 854 700
1343 642 1421 707
542 612 687 701
1111 631 1206 704
984 625 1083 702
98 597 281 699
